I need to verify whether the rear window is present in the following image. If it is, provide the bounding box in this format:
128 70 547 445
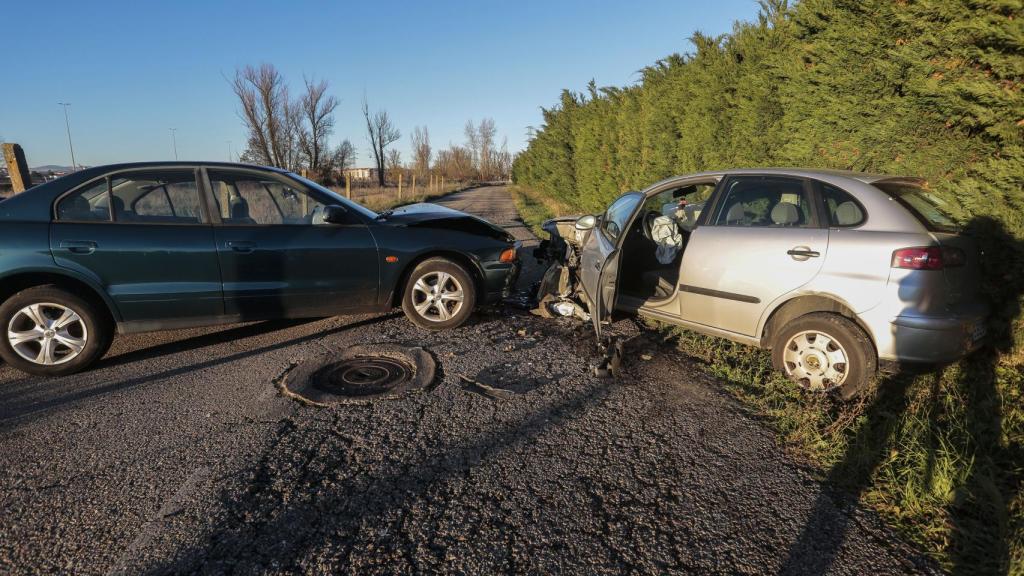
875 182 960 232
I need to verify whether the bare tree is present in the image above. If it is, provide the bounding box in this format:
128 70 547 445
298 76 339 177
386 149 403 183
477 118 497 180
363 98 401 186
495 136 512 181
410 126 432 179
322 139 356 182
232 64 299 169
464 120 479 176
435 144 474 181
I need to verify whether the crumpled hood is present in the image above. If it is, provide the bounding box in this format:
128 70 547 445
379 202 514 242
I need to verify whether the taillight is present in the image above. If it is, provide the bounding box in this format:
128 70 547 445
891 246 965 270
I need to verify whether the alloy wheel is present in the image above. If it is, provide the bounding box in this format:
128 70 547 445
410 271 465 322
6 302 88 366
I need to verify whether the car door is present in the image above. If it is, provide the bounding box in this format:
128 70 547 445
50 168 223 324
677 174 828 336
205 168 379 319
579 192 645 336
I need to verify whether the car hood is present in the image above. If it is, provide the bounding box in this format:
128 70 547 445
378 202 514 242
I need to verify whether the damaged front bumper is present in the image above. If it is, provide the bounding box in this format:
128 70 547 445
531 217 591 321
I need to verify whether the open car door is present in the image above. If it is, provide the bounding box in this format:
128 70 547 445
578 192 646 338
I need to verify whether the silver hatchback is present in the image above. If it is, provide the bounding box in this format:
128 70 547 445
536 168 988 398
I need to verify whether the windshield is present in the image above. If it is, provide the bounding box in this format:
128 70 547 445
875 182 960 233
287 172 379 220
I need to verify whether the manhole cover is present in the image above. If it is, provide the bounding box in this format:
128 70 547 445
278 344 436 406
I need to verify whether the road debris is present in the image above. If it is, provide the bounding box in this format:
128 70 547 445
278 344 436 406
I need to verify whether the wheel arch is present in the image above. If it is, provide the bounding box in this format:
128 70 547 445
390 250 485 307
759 294 876 353
0 269 120 326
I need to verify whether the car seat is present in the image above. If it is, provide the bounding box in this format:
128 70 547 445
60 195 94 220
833 201 862 226
725 202 747 225
770 202 800 226
229 196 257 224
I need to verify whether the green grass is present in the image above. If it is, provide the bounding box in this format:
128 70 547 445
516 184 1024 575
508 184 572 238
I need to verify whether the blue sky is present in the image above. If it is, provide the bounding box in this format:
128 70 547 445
1 0 756 168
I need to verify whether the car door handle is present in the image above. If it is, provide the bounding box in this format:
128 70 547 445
227 241 256 253
59 240 97 254
787 247 820 259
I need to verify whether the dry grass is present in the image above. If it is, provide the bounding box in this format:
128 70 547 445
330 183 465 212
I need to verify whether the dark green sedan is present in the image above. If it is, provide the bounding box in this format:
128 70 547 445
0 162 519 376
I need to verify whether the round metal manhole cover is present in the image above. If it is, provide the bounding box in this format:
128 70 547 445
278 344 436 406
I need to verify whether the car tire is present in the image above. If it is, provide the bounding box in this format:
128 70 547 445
401 258 476 330
771 312 875 400
0 285 112 377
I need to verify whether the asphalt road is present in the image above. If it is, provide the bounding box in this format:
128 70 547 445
0 185 938 575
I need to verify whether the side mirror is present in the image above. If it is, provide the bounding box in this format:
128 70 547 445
574 214 597 231
322 204 348 224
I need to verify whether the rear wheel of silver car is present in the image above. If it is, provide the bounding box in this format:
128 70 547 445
0 286 112 377
771 313 875 400
401 258 476 330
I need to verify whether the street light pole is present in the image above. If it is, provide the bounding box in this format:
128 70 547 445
57 102 77 170
169 128 178 160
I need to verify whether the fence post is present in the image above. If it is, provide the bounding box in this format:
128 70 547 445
2 143 32 193
441 175 445 192
398 173 403 201
345 173 351 199
412 174 416 195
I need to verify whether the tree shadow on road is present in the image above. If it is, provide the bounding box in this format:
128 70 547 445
142 378 619 574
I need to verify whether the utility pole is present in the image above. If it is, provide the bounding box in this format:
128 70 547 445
169 128 178 160
226 140 233 162
57 102 77 171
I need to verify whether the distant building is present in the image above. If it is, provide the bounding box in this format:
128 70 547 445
342 167 378 182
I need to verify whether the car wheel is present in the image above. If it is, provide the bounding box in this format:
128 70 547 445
771 312 875 400
401 258 476 330
0 285 112 377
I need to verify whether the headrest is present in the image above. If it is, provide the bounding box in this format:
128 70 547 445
833 201 862 226
771 202 799 226
61 195 91 219
230 197 250 220
725 203 746 224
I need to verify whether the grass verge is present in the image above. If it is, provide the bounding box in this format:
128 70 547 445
514 184 1023 575
508 184 573 237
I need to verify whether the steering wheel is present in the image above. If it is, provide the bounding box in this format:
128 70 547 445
642 210 661 241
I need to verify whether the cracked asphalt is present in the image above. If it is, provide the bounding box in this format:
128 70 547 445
0 185 938 575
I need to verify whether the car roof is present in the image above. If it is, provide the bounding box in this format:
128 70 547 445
70 161 291 177
650 167 920 185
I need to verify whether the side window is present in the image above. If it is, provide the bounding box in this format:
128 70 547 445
110 171 201 223
821 184 865 227
712 176 815 228
601 193 644 241
56 180 112 221
208 171 326 225
650 182 716 232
